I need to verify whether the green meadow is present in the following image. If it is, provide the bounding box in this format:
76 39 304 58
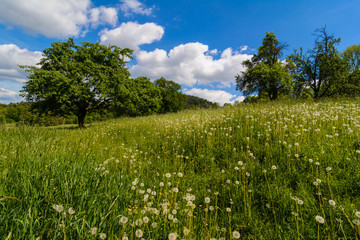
1 99 360 239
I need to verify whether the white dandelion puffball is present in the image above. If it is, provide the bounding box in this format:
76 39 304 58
99 233 107 240
355 211 360 218
326 167 332 171
151 222 158 228
272 165 277 170
226 208 231 212
297 200 304 205
143 216 149 223
315 215 325 224
53 204 64 213
135 229 143 238
119 216 128 224
353 219 360 226
329 200 336 206
184 228 190 235
68 207 75 215
168 233 177 240
166 173 171 178
205 197 210 204
232 231 241 239
90 227 97 235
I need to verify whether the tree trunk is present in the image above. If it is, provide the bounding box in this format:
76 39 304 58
77 111 86 127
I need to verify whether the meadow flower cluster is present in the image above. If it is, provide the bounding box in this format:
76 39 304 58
1 99 360 239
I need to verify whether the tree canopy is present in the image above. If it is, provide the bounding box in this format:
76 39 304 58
20 38 133 127
235 32 294 101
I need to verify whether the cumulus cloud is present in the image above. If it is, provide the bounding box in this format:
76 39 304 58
100 22 164 51
0 0 118 38
90 6 118 28
184 88 244 106
131 42 252 86
0 44 42 83
120 0 154 16
0 88 21 103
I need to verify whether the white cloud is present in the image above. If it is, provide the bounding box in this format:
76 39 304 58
131 42 252 86
0 0 118 38
90 6 118 28
184 88 244 106
100 22 164 51
0 44 42 83
120 0 154 16
0 88 21 103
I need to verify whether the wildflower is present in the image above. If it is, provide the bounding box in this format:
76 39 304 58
68 207 75 215
226 208 231 212
143 216 149 223
99 233 107 239
355 211 360 218
263 169 267 173
159 182 164 187
226 179 231 184
328 200 336 206
209 206 214 211
352 219 360 226
205 197 210 203
166 173 171 178
309 159 313 163
316 179 321 183
313 181 319 186
151 222 158 228
90 227 98 235
183 228 190 235
238 161 243 165
135 219 143 226
326 167 332 171
135 229 143 238
120 216 128 224
232 231 241 239
122 236 128 240
315 215 325 224
246 172 250 177
235 181 239 185
272 165 277 170
315 162 320 166
177 172 183 177
168 233 177 240
297 200 304 205
53 204 64 213
234 166 239 171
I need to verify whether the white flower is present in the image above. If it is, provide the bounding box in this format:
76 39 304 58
99 233 107 240
183 228 190 235
143 216 149 223
53 204 64 213
272 165 277 170
159 182 164 187
316 179 321 183
315 215 325 224
166 173 171 178
177 172 183 177
122 236 128 240
68 207 75 215
205 197 210 204
232 231 241 239
135 229 143 238
309 159 313 163
238 161 243 165
151 222 158 228
168 233 177 240
119 216 128 224
226 208 231 212
328 200 336 206
326 167 332 171
352 219 360 226
90 227 97 235
297 200 304 205
135 219 143 226
355 211 360 218
246 172 250 177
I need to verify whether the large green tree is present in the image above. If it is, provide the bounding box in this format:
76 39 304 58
154 77 186 113
288 27 347 99
20 38 133 127
116 77 162 116
235 32 294 101
342 44 360 94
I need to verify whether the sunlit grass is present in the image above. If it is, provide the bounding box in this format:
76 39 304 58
1 98 360 239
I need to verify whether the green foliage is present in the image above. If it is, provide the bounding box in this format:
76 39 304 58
184 95 216 109
236 32 294 101
342 44 360 95
20 38 133 127
155 77 187 113
116 77 162 116
288 27 349 99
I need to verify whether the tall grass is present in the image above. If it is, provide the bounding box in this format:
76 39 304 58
1 98 360 239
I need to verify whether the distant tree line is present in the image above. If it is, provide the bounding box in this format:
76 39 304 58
1 79 217 126
236 26 360 102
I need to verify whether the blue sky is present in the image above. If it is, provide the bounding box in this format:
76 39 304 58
0 0 359 105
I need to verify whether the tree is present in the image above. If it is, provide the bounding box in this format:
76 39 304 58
288 27 347 99
235 32 294 101
116 77 162 116
342 44 360 94
20 38 133 127
154 77 187 113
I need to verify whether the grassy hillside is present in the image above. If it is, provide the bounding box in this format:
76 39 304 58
1 99 360 239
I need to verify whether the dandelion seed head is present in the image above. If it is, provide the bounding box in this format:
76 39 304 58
168 233 177 240
135 229 143 238
99 233 107 239
329 200 336 206
232 231 241 239
315 215 325 224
